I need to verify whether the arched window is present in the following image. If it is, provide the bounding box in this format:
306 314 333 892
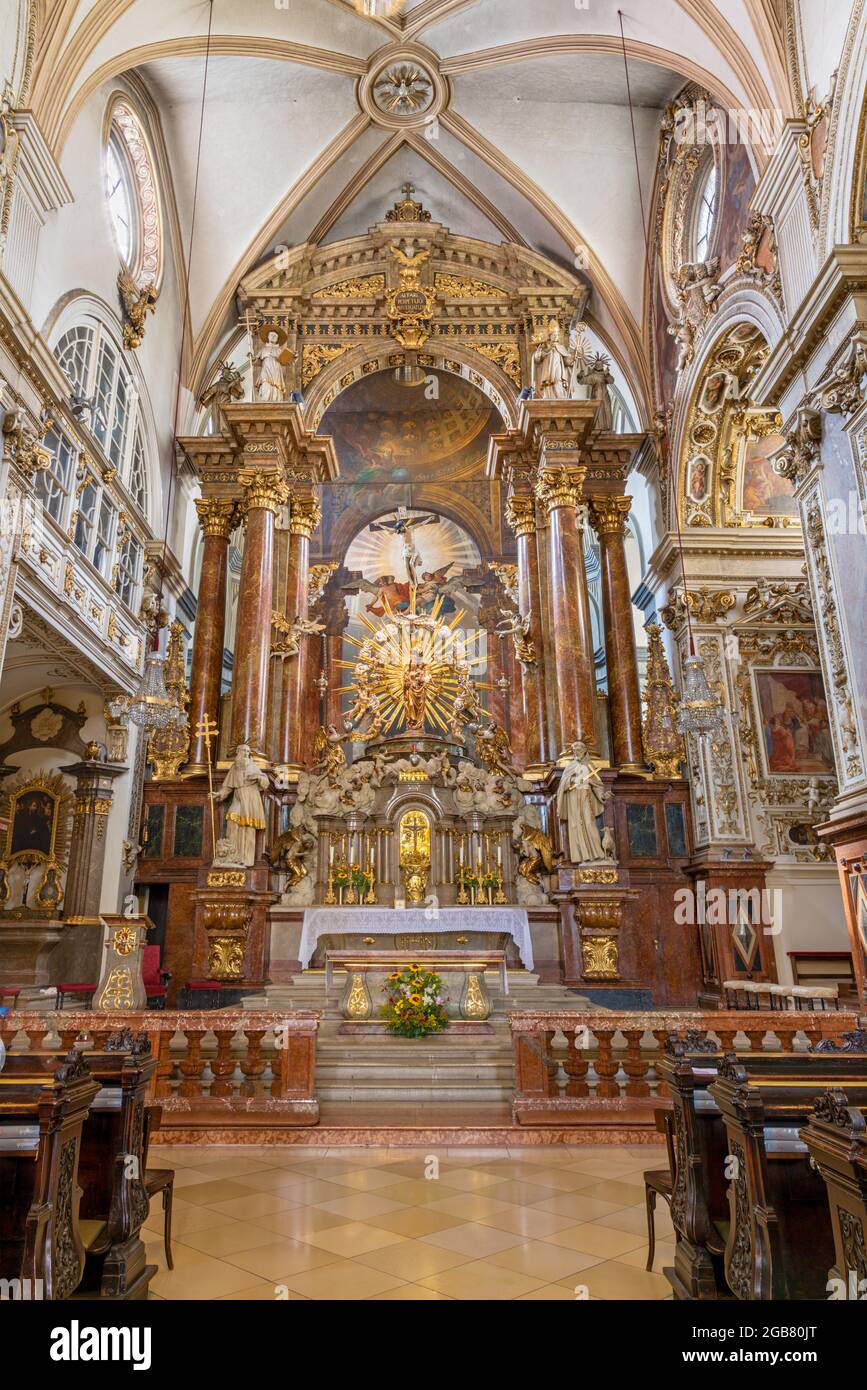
54 316 150 519
693 160 718 261
103 99 162 285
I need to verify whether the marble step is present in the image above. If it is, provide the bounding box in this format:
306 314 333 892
319 1083 515 1102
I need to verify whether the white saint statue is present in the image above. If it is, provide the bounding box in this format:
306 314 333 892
532 318 574 400
556 741 607 864
214 744 268 867
253 326 290 403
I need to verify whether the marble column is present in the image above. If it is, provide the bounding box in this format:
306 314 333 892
505 493 551 769
535 464 597 755
230 469 288 759
589 496 645 771
188 499 236 769
278 495 321 768
64 761 126 924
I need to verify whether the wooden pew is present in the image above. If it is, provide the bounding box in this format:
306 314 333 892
2 1027 157 1300
659 1033 867 1300
801 1090 867 1301
709 1053 867 1301
0 1050 100 1300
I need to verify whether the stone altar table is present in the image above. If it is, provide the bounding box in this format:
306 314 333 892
299 906 534 971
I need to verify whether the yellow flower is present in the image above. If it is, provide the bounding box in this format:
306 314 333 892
409 994 422 1005
388 972 400 980
409 963 420 971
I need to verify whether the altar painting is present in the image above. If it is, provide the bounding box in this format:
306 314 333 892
344 511 482 626
754 669 835 776
741 432 797 519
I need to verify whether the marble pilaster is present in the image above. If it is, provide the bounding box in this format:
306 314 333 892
589 496 645 770
505 493 551 769
188 499 236 769
230 468 288 759
278 495 322 768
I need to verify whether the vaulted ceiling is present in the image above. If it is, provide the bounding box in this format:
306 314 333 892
31 0 792 408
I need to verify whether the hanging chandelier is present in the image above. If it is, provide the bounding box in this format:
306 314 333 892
676 653 724 737
355 0 405 17
127 651 185 732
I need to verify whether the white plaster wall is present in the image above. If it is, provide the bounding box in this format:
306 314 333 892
766 864 852 985
797 0 858 101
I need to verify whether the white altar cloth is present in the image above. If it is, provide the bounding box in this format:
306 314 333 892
299 906 534 972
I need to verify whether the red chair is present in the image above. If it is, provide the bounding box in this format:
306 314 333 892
142 945 171 1010
0 986 21 1006
55 981 97 1010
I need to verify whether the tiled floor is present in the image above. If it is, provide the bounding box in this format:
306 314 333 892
144 1143 674 1300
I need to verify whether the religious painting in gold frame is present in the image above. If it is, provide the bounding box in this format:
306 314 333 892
399 809 431 905
720 409 797 527
0 770 73 870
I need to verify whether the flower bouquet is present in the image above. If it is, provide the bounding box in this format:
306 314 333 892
381 964 449 1038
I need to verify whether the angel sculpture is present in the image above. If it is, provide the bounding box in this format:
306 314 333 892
271 612 325 659
118 271 158 350
198 361 244 420
512 817 560 887
476 721 514 779
345 685 383 741
312 724 348 783
450 668 485 736
267 825 315 888
496 609 536 665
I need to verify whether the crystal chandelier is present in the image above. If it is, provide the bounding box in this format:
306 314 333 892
127 652 185 732
355 0 405 17
677 654 724 737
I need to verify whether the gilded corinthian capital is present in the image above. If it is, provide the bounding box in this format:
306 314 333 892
195 497 238 538
534 464 586 514
505 493 536 537
289 494 323 538
238 467 290 515
588 495 632 537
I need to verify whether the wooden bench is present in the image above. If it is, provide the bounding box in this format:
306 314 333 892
709 1053 867 1300
0 1050 100 1300
2 1028 157 1300
801 1090 867 1300
659 1034 867 1300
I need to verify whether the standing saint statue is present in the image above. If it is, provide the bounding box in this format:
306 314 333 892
252 325 291 403
532 318 575 400
403 654 431 729
556 741 607 864
214 744 268 867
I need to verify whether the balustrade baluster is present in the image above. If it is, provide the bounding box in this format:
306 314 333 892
177 1030 207 1098
561 1028 590 1098
211 1029 237 1097
591 1027 619 1099
620 1028 650 1097
240 1029 267 1097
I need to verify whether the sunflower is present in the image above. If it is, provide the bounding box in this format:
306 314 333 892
409 993 422 1005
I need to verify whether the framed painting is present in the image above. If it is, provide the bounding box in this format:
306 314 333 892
0 770 72 868
753 668 835 777
625 803 659 858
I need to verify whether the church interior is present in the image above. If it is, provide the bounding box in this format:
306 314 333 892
1 0 867 1319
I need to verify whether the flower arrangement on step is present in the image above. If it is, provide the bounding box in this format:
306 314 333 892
331 861 375 905
381 964 449 1038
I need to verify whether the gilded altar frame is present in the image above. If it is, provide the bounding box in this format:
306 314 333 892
0 769 73 869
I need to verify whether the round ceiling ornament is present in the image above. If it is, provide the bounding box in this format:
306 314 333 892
359 49 448 130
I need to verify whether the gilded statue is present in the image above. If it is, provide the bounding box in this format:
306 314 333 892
312 724 348 782
512 817 559 887
403 655 431 729
450 668 484 735
268 825 315 888
496 608 536 665
556 741 610 864
476 721 513 778
214 744 268 867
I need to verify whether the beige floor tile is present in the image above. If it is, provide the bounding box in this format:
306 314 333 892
356 1207 467 1238
417 1258 547 1300
180 1157 272 1179
298 1221 407 1257
150 1255 265 1300
314 1192 408 1220
282 1260 407 1300
578 1180 648 1206
487 1240 604 1281
430 1166 505 1191
558 1259 672 1300
219 1282 307 1301
475 1206 580 1239
143 1237 213 1272
224 1238 340 1281
374 1180 464 1206
482 1180 565 1205
422 1222 525 1257
177 1222 288 1258
368 1284 453 1300
532 1192 624 1220
509 1166 604 1191
544 1222 647 1258
269 1177 358 1205
618 1240 675 1272
174 1179 258 1207
145 1201 235 1238
356 1239 473 1280
253 1206 354 1239
595 1206 654 1237
209 1192 298 1221
425 1193 514 1220
231 1168 333 1194
329 1166 409 1191
171 1167 231 1190
516 1282 583 1300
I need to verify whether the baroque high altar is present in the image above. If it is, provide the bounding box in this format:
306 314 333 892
143 191 698 1005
